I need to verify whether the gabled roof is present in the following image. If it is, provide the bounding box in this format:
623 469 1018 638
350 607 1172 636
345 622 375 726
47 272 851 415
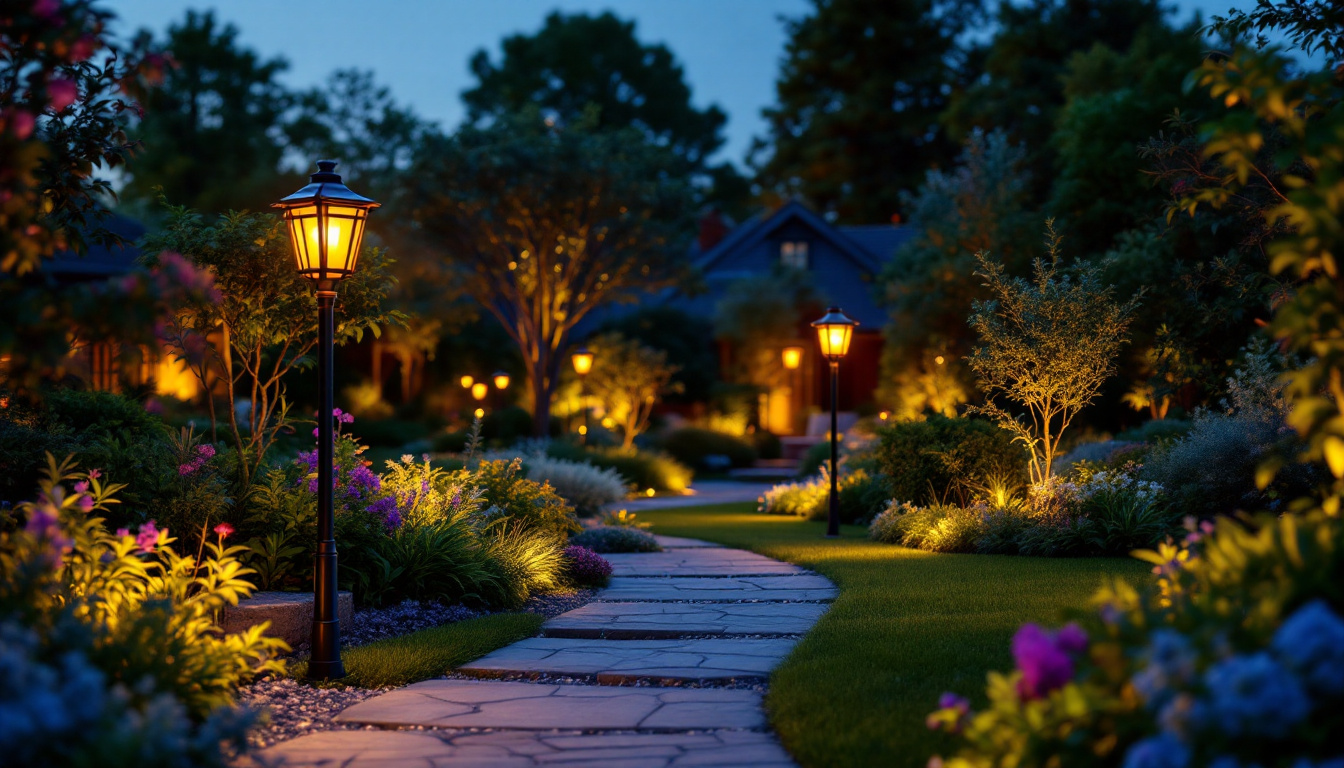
840 224 916 262
694 200 894 276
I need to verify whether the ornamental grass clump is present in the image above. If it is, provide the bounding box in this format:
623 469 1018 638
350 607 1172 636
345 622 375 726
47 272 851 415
562 545 613 587
926 511 1344 768
570 525 662 553
521 454 628 516
760 467 889 525
0 455 288 767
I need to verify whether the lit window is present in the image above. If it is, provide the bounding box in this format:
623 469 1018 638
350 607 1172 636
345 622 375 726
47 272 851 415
780 241 810 269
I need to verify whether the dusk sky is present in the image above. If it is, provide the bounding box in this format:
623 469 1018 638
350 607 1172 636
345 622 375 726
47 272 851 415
112 0 1248 168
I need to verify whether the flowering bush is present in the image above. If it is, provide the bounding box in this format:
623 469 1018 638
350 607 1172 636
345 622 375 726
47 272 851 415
0 455 287 766
927 511 1344 768
599 509 650 529
761 467 889 525
570 525 662 554
562 545 613 587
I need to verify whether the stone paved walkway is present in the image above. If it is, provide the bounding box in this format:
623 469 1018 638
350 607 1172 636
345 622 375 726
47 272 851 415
256 538 833 767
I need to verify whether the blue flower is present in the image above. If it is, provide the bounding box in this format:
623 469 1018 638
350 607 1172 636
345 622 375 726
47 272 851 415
1203 652 1310 739
1122 733 1189 768
1272 600 1344 698
1134 630 1198 707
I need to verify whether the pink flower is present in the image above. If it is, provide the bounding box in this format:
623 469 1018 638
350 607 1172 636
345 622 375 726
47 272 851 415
47 79 78 112
115 528 130 538
213 522 234 539
196 444 216 459
76 495 94 513
1055 623 1089 654
135 520 160 553
70 35 97 62
88 469 102 479
1012 624 1078 700
7 110 35 140
73 481 89 494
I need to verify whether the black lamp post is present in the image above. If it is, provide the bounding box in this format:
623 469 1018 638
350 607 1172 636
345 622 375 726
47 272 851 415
571 347 594 445
273 160 379 680
811 307 858 538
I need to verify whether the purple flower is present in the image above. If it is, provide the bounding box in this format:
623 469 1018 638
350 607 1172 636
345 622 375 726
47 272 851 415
563 545 612 586
76 495 94 513
196 444 216 459
1055 623 1089 654
135 520 161 553
1012 623 1077 700
115 528 129 538
73 481 89 494
365 496 401 529
938 692 970 712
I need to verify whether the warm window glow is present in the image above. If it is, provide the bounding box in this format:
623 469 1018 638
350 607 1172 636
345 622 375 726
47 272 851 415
154 354 201 401
493 373 510 390
782 346 804 370
460 375 474 389
472 382 488 400
572 349 594 375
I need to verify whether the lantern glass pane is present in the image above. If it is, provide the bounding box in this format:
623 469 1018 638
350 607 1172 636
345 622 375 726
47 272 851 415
287 205 319 276
572 352 594 375
782 347 803 369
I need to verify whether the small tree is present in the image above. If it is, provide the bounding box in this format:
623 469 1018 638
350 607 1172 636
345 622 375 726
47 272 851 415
142 205 403 486
967 223 1140 485
582 333 681 450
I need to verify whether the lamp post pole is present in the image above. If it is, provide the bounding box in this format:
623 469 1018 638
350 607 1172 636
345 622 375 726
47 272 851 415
311 285 343 679
273 159 379 681
827 359 840 538
811 307 857 540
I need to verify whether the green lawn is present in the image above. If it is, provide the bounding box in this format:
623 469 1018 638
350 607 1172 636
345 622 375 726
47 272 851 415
638 503 1149 768
292 612 543 688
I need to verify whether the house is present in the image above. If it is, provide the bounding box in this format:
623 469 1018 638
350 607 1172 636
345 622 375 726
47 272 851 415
671 200 913 436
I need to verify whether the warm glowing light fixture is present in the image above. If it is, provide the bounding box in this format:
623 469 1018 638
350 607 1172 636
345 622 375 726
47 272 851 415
571 347 594 376
273 161 379 284
493 371 510 390
474 407 485 418
460 375 474 389
879 411 890 421
935 355 946 365
472 382 488 401
781 346 804 370
812 307 858 361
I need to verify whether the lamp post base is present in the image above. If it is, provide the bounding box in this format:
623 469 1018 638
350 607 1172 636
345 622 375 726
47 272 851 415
306 654 346 681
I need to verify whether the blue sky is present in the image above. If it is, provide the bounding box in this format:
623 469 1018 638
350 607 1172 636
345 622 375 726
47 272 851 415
111 0 1249 168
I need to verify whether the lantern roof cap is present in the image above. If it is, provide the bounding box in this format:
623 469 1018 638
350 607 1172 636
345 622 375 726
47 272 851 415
273 160 380 209
811 306 859 328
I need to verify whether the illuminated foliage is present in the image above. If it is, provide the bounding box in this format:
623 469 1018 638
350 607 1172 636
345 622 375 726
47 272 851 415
968 224 1141 484
579 332 682 450
408 111 692 437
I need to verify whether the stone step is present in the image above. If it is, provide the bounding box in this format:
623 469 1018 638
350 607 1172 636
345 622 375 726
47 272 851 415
604 549 806 577
651 534 721 549
333 679 766 731
220 590 352 649
258 728 795 767
598 575 837 603
543 601 829 639
458 636 799 684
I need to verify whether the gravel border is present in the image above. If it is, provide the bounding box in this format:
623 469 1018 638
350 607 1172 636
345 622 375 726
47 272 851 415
241 589 599 749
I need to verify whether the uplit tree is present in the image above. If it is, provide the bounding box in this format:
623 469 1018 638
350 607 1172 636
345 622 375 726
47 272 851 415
582 333 681 450
968 223 1141 484
142 205 403 485
408 112 693 437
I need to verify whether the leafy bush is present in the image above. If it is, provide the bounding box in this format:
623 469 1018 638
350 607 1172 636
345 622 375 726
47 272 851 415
869 500 986 552
599 509 650 529
760 468 889 525
522 455 627 516
0 456 287 766
660 427 757 471
472 458 581 540
928 511 1344 768
562 545 612 587
877 415 1027 505
570 525 662 553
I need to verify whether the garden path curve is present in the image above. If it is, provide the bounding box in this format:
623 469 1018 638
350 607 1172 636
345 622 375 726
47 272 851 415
256 535 835 767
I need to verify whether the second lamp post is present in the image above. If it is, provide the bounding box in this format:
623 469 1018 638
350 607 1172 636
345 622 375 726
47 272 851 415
571 347 594 444
273 160 379 680
811 307 858 538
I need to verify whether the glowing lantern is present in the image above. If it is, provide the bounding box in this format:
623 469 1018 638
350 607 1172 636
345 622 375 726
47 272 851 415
474 408 485 419
493 371 510 390
781 346 804 370
571 347 594 376
472 382 488 401
811 307 858 362
460 375 474 389
273 161 379 284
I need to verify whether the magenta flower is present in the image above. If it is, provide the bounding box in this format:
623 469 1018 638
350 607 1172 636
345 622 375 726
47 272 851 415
7 110 35 140
47 78 78 112
115 528 130 538
88 469 102 479
73 481 89 494
135 520 161 553
76 495 94 513
1055 623 1089 654
213 522 235 539
1012 623 1079 700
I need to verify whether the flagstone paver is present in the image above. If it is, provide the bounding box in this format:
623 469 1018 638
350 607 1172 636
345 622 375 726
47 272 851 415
256 541 833 768
459 636 799 682
604 549 806 577
256 728 794 767
333 679 766 730
599 574 837 602
543 601 828 639
652 534 722 549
